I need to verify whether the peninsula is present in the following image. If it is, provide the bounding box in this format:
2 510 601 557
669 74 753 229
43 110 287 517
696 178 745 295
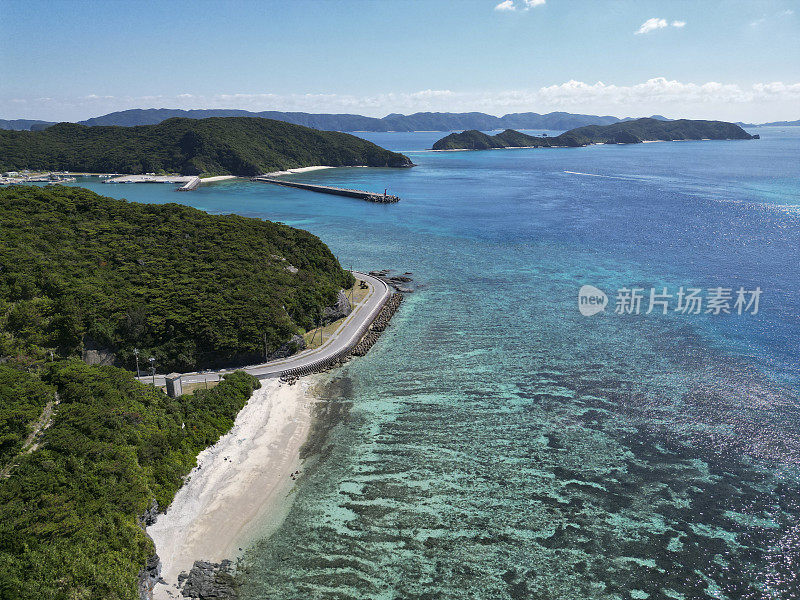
0 117 413 176
431 118 758 150
0 185 403 600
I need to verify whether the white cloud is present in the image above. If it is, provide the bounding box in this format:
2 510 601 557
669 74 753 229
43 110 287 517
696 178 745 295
781 9 794 16
671 20 686 28
636 17 668 34
495 0 544 12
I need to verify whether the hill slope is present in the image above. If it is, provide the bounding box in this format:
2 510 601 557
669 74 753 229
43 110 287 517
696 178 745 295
0 362 259 600
432 118 757 150
0 117 413 175
0 185 354 372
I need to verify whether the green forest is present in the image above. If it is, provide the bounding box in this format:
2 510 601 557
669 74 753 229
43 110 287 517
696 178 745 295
0 185 354 372
0 184 352 597
0 361 260 599
431 118 758 150
0 116 414 176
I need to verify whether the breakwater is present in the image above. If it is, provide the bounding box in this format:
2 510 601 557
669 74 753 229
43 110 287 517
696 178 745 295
280 293 403 381
104 174 201 191
252 176 400 203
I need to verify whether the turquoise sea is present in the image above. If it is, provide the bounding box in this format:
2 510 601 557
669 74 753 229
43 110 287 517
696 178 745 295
65 127 799 599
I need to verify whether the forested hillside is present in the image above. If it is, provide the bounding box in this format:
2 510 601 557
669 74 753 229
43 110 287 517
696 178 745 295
0 116 413 175
0 363 259 600
0 185 354 372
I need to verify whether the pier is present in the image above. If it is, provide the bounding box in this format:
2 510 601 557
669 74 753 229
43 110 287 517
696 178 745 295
252 176 400 203
104 174 201 191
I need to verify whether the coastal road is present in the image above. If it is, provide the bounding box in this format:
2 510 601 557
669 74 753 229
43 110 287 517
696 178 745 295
141 272 390 387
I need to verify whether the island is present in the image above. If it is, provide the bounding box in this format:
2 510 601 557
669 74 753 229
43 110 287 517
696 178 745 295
431 118 759 150
0 116 413 176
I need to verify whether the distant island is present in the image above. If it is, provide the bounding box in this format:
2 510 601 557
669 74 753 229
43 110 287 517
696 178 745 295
1 109 670 132
0 117 413 176
738 118 800 127
431 118 758 150
0 119 54 131
2 110 796 133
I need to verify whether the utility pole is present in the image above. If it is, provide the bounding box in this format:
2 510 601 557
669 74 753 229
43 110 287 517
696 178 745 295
348 265 354 303
264 333 268 361
134 348 140 378
309 315 318 348
149 357 155 386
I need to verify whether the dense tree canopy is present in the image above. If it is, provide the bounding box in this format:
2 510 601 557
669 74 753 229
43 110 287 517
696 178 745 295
0 116 413 175
0 185 354 371
0 362 260 600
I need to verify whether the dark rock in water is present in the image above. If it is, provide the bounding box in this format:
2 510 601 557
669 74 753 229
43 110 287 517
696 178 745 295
266 334 306 361
322 289 352 324
180 560 237 599
395 286 414 293
389 276 412 283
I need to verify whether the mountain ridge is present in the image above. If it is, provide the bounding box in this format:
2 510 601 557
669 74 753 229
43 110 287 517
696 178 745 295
1 109 672 132
2 109 793 132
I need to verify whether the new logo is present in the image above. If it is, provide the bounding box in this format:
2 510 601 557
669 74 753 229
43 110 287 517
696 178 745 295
578 285 608 316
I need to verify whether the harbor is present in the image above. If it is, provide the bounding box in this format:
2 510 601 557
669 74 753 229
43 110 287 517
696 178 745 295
252 175 401 203
0 171 77 185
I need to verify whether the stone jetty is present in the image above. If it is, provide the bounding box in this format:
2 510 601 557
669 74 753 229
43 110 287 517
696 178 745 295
252 176 400 203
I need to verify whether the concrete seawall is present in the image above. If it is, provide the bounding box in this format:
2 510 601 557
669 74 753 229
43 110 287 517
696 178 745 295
279 293 403 380
177 176 200 191
252 176 400 203
104 174 200 191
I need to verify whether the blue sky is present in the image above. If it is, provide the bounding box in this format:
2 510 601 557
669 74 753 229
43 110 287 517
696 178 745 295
1 0 798 121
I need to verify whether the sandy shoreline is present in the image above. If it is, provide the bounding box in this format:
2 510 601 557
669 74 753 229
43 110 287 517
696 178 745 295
148 377 317 599
263 165 334 176
199 175 239 183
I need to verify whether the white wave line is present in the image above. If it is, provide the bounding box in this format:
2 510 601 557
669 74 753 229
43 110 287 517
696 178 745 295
563 170 631 179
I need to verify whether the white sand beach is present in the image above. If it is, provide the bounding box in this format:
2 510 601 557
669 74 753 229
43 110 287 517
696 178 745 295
263 165 335 176
199 175 239 183
148 377 316 599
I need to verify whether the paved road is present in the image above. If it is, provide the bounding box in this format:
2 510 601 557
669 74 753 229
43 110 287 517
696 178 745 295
141 272 390 387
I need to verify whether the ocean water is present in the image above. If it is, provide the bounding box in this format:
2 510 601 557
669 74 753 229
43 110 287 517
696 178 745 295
65 127 799 599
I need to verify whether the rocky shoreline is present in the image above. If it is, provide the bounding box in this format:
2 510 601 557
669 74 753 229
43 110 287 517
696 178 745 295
179 560 238 599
